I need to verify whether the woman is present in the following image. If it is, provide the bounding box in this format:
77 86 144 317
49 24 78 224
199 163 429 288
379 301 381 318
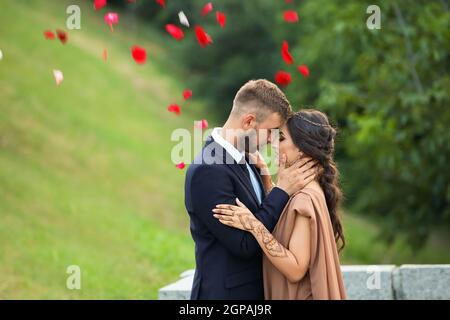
213 109 346 300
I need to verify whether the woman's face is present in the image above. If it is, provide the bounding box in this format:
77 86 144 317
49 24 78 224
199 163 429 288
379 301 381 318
279 124 303 167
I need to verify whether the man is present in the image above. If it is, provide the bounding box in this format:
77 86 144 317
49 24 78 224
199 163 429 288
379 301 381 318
185 79 316 299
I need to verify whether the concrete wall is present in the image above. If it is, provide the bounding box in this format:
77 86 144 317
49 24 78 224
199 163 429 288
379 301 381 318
158 265 450 300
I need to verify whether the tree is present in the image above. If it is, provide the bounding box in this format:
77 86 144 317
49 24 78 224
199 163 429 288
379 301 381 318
285 0 450 245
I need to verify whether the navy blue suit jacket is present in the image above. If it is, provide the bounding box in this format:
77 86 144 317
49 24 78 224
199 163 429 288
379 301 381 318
185 136 289 299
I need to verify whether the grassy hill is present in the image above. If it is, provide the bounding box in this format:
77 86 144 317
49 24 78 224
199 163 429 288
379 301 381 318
0 0 448 299
0 0 208 299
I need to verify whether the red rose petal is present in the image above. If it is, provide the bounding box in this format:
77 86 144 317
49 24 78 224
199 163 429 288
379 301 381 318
168 104 181 115
44 30 55 40
56 29 68 44
183 89 192 100
165 24 184 41
201 2 213 16
195 25 213 48
216 11 226 28
94 0 107 10
131 46 147 64
281 41 294 65
176 162 186 169
156 0 165 8
104 12 119 31
275 71 292 87
283 10 299 23
297 64 310 77
195 119 209 129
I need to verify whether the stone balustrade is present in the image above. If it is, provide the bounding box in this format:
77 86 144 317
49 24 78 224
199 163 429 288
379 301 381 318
158 265 450 300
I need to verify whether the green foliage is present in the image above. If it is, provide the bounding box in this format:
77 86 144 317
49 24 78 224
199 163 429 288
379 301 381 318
285 0 450 245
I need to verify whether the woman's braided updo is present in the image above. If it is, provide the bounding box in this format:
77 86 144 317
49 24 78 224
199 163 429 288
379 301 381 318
287 109 345 252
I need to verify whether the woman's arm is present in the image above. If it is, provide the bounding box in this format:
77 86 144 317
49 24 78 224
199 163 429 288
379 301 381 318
247 151 274 195
260 173 275 195
213 199 311 283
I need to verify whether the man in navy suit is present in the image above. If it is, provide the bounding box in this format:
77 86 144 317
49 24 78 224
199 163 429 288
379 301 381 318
185 79 316 299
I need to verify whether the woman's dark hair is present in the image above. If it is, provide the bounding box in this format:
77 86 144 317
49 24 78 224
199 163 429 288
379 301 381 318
287 109 345 252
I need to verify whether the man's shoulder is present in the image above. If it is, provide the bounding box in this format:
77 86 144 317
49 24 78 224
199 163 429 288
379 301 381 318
187 161 227 179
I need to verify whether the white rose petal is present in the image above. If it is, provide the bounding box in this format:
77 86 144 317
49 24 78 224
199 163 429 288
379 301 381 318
178 11 190 28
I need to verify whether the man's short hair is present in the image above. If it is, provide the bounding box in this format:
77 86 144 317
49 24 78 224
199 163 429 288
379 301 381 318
231 79 292 122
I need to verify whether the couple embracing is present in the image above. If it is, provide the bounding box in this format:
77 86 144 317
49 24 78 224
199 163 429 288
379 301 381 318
185 79 346 300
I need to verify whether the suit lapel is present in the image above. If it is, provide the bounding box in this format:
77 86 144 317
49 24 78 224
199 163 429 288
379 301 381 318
227 163 260 205
205 135 261 205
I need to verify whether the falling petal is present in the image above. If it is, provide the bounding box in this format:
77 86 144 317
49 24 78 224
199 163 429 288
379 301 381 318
168 104 181 115
104 12 119 31
281 41 294 65
195 25 213 47
216 11 226 28
165 24 184 40
156 0 165 8
201 2 213 16
275 71 292 87
178 11 190 27
0 50 3 61
94 0 107 10
297 64 310 77
131 46 146 64
285 0 293 3
56 29 68 44
195 119 209 129
176 162 186 169
53 69 64 86
183 89 192 100
103 48 107 61
44 30 55 40
283 10 299 23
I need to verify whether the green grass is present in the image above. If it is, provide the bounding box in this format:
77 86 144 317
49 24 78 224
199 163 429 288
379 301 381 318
0 0 209 299
341 213 450 265
0 0 448 299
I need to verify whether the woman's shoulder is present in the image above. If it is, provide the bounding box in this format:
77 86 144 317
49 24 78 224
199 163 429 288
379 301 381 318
289 182 323 218
289 190 315 219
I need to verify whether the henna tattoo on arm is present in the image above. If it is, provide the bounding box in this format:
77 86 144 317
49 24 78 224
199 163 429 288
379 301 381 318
254 224 288 257
224 210 288 258
244 220 288 258
237 213 259 231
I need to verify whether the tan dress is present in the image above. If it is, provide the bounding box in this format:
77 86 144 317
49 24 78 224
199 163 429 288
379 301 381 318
263 182 346 300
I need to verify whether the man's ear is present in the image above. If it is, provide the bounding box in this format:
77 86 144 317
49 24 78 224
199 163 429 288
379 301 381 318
241 113 256 129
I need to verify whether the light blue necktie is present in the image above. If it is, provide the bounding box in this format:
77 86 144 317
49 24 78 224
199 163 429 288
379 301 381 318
245 162 262 204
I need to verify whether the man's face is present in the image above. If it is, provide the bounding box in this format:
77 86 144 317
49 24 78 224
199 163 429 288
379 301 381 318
239 111 284 153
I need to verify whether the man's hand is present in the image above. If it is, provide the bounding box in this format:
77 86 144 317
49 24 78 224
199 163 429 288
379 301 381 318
276 154 317 196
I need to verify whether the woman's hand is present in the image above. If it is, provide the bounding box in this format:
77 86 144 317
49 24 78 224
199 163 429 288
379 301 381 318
213 198 260 232
247 151 271 176
248 151 275 194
